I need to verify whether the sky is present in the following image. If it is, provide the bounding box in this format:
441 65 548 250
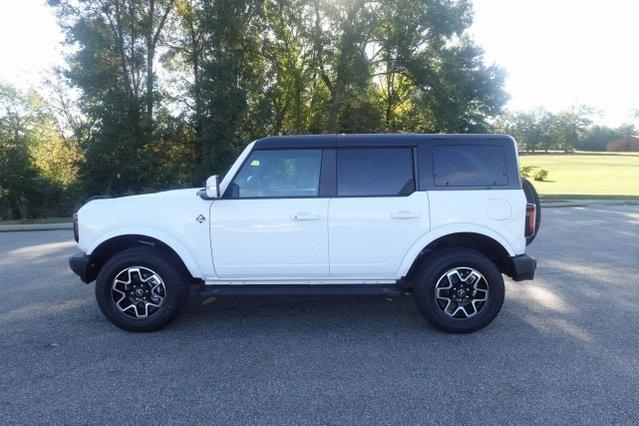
471 0 638 125
0 0 637 126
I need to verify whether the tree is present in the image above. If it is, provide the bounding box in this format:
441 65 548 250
0 82 79 219
497 108 553 152
0 83 37 218
615 122 637 138
411 36 507 132
195 0 268 176
550 106 593 152
315 0 375 132
374 0 469 131
49 0 175 194
261 0 312 134
46 0 509 198
578 125 622 151
162 0 206 165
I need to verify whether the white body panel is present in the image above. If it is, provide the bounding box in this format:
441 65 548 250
75 141 528 284
77 189 215 279
209 198 329 278
427 190 526 254
328 192 430 278
395 190 526 277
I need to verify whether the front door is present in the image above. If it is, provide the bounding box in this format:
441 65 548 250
210 148 329 279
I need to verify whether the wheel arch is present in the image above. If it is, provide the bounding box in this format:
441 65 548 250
399 228 514 280
85 231 201 283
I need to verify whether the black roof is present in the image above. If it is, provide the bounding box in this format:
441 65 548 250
253 133 514 149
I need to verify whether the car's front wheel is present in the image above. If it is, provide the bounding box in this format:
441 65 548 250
413 248 505 333
95 246 190 332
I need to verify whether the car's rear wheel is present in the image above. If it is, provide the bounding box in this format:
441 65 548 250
95 246 189 332
413 248 505 333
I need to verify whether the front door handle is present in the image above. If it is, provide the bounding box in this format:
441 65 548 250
391 210 420 219
291 212 320 221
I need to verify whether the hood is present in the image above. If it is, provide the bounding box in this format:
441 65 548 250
78 188 203 215
114 188 201 201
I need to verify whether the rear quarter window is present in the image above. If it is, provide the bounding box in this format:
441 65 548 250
432 145 509 187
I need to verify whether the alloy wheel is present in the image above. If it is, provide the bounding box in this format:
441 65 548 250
434 267 489 319
111 266 166 319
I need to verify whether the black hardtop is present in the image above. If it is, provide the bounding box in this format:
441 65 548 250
253 133 514 149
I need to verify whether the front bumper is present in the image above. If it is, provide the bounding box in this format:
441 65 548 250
507 254 536 281
69 253 96 284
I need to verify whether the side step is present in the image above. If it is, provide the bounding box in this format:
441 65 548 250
198 284 402 298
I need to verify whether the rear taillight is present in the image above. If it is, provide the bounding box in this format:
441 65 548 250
525 203 536 238
73 213 79 242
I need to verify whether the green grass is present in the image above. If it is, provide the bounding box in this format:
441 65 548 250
519 152 639 200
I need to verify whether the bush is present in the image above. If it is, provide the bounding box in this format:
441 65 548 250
533 168 548 181
520 165 549 182
520 165 535 179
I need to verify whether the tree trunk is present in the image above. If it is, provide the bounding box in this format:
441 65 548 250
193 56 205 178
385 71 394 131
146 47 154 123
327 81 344 133
145 0 173 126
145 0 155 124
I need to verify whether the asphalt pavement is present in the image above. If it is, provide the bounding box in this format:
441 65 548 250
0 205 638 424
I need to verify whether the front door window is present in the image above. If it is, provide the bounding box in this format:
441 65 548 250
227 149 322 198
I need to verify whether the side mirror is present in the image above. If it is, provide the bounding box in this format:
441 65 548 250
205 175 220 199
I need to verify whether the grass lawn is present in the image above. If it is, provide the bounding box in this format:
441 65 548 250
519 152 639 200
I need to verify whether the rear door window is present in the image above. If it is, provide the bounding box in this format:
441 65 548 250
337 148 415 196
433 145 508 187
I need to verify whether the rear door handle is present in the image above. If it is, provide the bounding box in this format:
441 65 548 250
291 212 320 221
391 210 420 219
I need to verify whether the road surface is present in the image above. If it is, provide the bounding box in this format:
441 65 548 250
1 205 638 423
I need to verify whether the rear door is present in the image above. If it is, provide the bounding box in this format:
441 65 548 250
328 146 430 278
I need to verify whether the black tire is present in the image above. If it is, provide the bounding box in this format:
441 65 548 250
522 178 541 245
413 248 505 333
95 246 190 332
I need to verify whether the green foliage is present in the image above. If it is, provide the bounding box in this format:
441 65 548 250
45 0 508 196
5 1 634 219
520 165 549 182
532 168 548 182
2 0 511 219
551 106 594 152
578 125 623 151
412 36 508 132
50 0 175 195
0 82 80 219
519 165 535 179
497 108 553 152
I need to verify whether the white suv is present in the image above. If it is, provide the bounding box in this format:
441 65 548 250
70 134 538 333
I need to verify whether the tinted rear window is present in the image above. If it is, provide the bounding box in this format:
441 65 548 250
433 145 508 187
337 148 414 196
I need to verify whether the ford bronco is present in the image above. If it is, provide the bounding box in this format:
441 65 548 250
69 134 539 333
